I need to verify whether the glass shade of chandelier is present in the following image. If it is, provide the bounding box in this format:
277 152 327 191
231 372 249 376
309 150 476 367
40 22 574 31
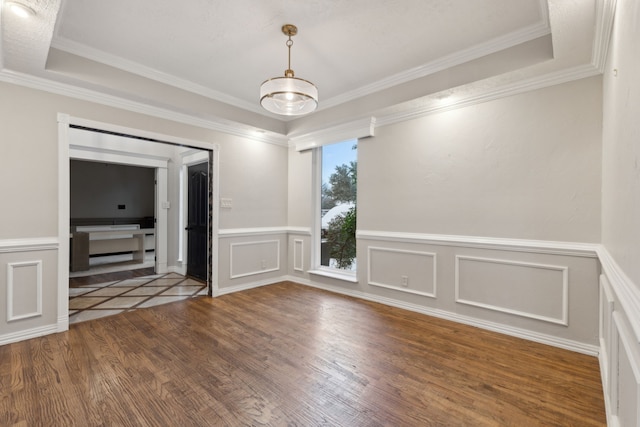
260 24 318 116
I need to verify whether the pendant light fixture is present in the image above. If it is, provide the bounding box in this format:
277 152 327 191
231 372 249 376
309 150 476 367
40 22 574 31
260 24 318 116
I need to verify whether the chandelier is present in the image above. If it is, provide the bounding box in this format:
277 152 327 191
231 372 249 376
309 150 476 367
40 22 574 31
260 24 318 116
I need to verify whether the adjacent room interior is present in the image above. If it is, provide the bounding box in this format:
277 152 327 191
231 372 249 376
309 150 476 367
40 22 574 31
69 159 156 275
0 0 638 425
67 128 213 323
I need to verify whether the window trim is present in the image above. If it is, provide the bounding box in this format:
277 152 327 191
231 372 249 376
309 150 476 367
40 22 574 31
311 141 359 282
291 116 375 151
308 267 358 283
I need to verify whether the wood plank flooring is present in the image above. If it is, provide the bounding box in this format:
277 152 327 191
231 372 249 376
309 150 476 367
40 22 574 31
0 281 605 426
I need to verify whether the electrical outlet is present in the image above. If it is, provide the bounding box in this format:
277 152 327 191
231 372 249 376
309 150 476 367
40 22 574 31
220 198 232 208
261 260 267 269
401 275 409 287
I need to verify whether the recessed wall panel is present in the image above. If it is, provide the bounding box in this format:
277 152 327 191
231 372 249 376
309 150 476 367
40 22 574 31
230 240 280 279
368 247 436 298
455 256 568 325
7 260 42 322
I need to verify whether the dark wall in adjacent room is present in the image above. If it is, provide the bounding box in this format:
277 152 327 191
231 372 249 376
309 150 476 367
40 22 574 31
70 160 155 220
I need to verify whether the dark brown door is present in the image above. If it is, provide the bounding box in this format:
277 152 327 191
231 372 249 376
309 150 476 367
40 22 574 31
186 162 208 282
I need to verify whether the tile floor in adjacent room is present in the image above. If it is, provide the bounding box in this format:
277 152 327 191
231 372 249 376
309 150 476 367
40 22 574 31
69 272 207 324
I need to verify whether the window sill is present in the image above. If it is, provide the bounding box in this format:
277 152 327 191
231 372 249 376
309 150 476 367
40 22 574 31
308 268 358 283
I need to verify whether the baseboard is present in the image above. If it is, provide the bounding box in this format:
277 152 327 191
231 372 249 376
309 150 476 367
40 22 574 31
281 275 599 356
0 324 60 346
57 314 69 332
213 276 287 297
168 265 187 276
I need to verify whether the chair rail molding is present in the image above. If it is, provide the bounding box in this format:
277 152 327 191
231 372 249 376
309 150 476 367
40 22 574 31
357 230 599 257
219 227 291 238
0 237 59 253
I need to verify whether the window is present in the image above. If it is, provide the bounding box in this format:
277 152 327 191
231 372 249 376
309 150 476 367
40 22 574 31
318 139 357 272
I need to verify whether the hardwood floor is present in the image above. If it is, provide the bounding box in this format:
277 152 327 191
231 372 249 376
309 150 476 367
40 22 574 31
0 282 605 426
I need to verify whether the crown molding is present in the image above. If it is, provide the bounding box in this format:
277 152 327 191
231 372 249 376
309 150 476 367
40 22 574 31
50 37 266 116
51 9 551 120
375 63 601 128
1 60 601 149
319 18 551 111
0 69 289 146
591 0 617 72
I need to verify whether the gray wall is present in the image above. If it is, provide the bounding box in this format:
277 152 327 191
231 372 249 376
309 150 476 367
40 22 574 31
288 75 603 352
0 81 288 342
599 0 640 425
602 0 640 291
359 77 602 242
70 160 155 219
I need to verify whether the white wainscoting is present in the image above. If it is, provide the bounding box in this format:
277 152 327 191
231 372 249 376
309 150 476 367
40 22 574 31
611 313 640 427
293 239 304 272
0 238 59 345
455 255 568 326
367 246 436 298
229 240 280 279
599 274 615 399
353 231 600 354
218 228 292 290
598 247 640 427
7 260 43 322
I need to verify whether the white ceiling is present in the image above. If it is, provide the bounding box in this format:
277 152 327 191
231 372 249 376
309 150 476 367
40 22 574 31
0 0 604 140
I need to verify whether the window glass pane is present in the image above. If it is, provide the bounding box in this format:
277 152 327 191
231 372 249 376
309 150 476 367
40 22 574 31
320 139 357 271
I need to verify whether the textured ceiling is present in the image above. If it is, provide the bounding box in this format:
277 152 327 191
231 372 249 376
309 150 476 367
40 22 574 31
52 0 546 107
0 0 600 138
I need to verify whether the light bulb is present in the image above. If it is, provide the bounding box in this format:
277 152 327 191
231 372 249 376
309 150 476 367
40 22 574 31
6 2 35 18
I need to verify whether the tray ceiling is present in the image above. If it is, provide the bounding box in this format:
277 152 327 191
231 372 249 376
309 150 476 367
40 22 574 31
0 0 602 139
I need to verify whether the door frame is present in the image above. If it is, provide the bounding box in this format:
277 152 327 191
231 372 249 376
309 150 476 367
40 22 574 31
179 151 210 278
57 114 220 332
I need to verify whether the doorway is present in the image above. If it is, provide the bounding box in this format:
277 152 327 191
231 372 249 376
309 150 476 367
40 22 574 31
186 162 209 282
58 114 220 331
